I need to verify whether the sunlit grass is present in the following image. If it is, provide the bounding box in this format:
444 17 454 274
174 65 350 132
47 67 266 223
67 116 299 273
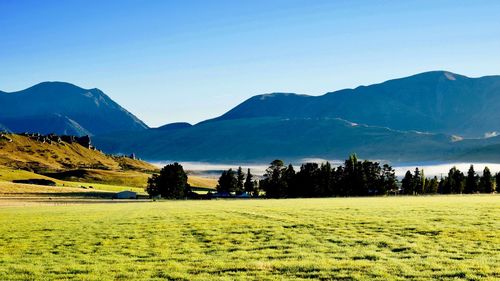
0 196 498 280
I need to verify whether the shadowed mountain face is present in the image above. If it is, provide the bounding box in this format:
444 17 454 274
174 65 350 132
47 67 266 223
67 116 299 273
208 71 500 137
94 117 462 163
0 82 148 136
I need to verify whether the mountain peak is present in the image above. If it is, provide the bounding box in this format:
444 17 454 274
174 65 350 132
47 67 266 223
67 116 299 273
0 82 148 135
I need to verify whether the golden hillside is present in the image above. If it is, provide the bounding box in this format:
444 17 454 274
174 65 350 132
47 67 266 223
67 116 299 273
0 133 158 172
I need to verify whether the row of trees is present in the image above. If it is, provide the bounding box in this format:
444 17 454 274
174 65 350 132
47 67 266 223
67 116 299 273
146 159 500 199
216 167 259 196
258 155 397 198
401 165 500 195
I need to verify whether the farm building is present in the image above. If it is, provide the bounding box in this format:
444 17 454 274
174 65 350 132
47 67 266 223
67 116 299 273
114 190 137 199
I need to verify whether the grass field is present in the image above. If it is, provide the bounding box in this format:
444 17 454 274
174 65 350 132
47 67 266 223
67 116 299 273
0 166 217 197
0 196 498 280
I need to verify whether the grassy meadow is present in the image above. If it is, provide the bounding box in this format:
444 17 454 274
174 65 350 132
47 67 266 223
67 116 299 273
0 196 498 280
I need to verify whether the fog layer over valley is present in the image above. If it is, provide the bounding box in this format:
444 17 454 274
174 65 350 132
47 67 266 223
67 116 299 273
154 161 500 179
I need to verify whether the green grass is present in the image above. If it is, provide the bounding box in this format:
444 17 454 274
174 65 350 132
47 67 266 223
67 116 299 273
0 196 498 280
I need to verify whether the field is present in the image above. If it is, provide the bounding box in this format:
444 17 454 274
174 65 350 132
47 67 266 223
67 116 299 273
0 196 498 280
0 166 217 197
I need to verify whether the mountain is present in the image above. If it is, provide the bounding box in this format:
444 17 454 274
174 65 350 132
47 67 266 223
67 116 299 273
0 82 148 136
154 122 192 131
207 71 500 137
94 71 500 163
94 117 461 163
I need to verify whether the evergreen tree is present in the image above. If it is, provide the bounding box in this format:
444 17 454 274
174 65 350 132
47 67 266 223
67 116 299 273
296 163 320 197
496 173 500 193
479 167 494 193
282 164 296 196
465 165 479 194
235 166 245 195
260 160 288 198
413 168 422 195
217 169 237 193
401 170 413 195
445 167 465 194
420 169 426 194
381 164 397 195
426 176 439 194
244 168 255 194
252 180 260 197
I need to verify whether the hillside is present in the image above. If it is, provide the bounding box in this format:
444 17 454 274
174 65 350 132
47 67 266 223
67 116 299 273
94 117 460 162
0 133 157 172
0 133 217 192
207 71 500 138
0 82 148 136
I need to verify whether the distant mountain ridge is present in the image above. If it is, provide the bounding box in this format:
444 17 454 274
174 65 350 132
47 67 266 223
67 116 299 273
207 71 500 137
0 82 148 136
94 71 500 163
6 71 500 163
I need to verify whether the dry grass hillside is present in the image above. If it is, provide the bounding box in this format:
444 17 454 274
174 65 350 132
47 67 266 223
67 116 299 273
0 133 157 172
0 133 216 192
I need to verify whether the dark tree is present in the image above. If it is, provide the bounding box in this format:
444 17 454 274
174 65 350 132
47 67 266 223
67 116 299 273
413 168 422 195
479 167 494 193
465 165 479 194
146 162 190 199
282 164 296 196
319 162 334 196
446 167 465 194
401 170 414 195
252 180 260 197
235 166 245 195
244 168 255 194
260 159 288 198
217 169 237 193
426 176 439 194
295 163 320 197
496 173 500 193
381 164 397 194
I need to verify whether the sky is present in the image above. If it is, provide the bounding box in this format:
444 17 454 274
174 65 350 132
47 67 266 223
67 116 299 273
1 0 500 127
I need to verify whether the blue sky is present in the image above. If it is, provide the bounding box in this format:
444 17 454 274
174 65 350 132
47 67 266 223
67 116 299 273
1 0 500 127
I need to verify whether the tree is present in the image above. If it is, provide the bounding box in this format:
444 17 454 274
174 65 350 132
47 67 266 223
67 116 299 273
401 170 413 195
479 167 494 193
260 159 288 198
413 168 422 195
426 176 439 194
282 164 296 196
465 165 479 194
244 168 255 194
445 167 465 194
146 162 190 199
381 164 397 194
296 163 320 197
217 169 237 193
235 167 245 195
496 173 500 193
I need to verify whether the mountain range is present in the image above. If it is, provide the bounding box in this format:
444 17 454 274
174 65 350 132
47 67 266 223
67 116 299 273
3 71 500 163
0 82 147 136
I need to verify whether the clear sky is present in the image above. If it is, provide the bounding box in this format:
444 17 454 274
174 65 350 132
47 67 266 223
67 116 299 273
1 0 500 127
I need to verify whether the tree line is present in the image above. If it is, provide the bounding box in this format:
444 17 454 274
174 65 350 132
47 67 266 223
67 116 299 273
401 165 499 195
146 156 500 199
